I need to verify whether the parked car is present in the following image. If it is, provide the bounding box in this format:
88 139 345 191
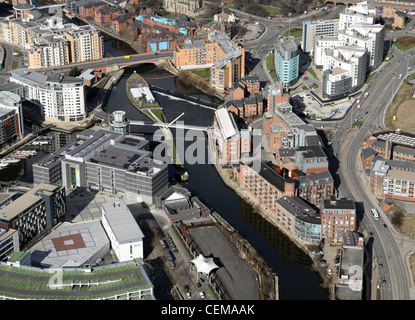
199 292 205 299
186 292 191 299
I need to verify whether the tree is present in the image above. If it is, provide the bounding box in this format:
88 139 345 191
68 66 80 77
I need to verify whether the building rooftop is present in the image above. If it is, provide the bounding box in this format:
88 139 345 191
0 183 60 222
322 195 355 211
295 170 333 188
215 108 239 139
102 200 144 244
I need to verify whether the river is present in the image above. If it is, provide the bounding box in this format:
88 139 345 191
105 66 330 300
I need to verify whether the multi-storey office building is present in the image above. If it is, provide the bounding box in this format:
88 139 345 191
10 68 86 123
101 200 144 262
274 36 299 88
0 183 66 248
33 129 168 205
0 91 23 147
321 196 356 245
302 19 339 55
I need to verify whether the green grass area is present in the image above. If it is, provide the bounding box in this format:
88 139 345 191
311 9 333 20
282 26 303 38
261 5 282 15
95 75 110 89
307 67 318 80
394 37 415 51
266 51 277 82
302 86 309 91
189 68 210 80
351 120 364 128
11 61 18 69
13 49 21 57
144 108 167 123
365 72 377 84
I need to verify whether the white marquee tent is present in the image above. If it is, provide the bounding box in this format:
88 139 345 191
191 255 219 275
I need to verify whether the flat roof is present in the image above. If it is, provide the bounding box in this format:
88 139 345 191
29 220 110 268
0 183 60 222
102 201 144 244
215 108 238 140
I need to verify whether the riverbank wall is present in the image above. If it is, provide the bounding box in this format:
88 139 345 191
158 58 226 102
207 211 279 300
211 151 334 298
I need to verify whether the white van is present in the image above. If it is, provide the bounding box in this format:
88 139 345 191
399 74 403 79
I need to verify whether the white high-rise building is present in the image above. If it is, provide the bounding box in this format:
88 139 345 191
339 1 376 30
302 19 339 55
10 68 86 123
312 1 384 99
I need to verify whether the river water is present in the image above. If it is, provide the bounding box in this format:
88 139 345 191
105 66 330 300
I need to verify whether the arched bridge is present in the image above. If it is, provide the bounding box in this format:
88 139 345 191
325 0 415 10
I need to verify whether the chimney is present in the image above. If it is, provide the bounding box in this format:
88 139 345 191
384 138 392 159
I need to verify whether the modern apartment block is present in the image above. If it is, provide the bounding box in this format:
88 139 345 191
0 10 103 69
173 32 245 91
370 160 415 201
33 129 168 205
63 24 104 63
0 183 66 248
321 46 367 99
274 36 299 88
363 133 415 202
213 108 251 164
0 91 23 147
321 196 357 245
338 1 376 30
302 19 339 55
312 2 385 99
294 170 334 207
225 76 263 119
0 228 19 262
275 196 321 244
9 68 86 123
263 100 320 153
234 161 296 217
